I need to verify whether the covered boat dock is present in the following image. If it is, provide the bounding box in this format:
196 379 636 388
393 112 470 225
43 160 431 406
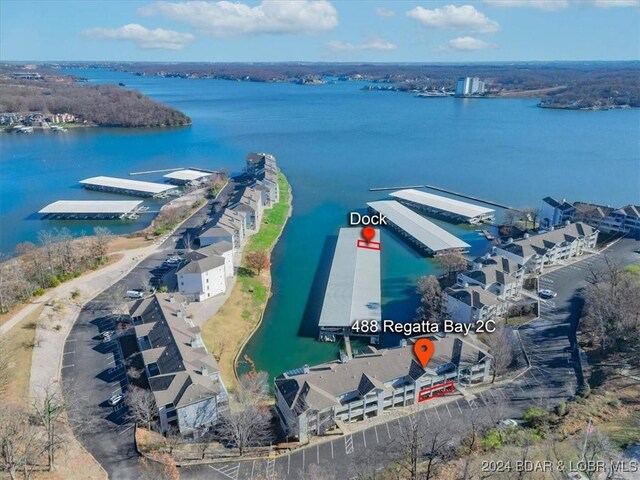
163 169 213 185
79 176 178 198
390 188 494 224
318 228 381 343
367 200 470 255
38 200 145 219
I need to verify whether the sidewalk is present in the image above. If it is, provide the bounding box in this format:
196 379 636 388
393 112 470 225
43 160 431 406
0 245 155 337
29 244 156 398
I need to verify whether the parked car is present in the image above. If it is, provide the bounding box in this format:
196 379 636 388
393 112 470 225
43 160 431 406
498 418 520 428
126 290 144 299
108 393 125 407
538 289 557 299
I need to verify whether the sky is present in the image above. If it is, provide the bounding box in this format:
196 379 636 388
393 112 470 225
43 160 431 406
1 0 639 62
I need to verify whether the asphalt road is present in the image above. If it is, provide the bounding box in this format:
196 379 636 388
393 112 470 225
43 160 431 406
62 222 640 480
61 180 236 480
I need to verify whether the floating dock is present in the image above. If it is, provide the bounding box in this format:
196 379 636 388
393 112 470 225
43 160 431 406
369 185 424 192
38 200 144 219
390 188 495 224
163 169 212 185
79 176 178 198
318 228 381 341
367 200 470 255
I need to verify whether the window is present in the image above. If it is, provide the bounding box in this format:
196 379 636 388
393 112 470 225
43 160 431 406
148 362 160 377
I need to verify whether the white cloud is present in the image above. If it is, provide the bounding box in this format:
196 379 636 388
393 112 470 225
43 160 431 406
407 4 499 33
374 7 396 17
328 39 397 52
482 0 569 10
483 0 638 9
440 36 498 51
139 0 338 36
80 23 195 49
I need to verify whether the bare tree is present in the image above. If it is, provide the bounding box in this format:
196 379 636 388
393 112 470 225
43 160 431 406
217 372 272 456
583 256 640 355
438 251 468 283
125 386 157 430
217 404 271 456
31 384 67 471
415 275 443 323
245 251 269 275
500 210 519 237
236 371 269 405
391 412 453 480
484 324 514 382
0 405 47 480
163 426 182 455
91 227 112 263
520 207 543 230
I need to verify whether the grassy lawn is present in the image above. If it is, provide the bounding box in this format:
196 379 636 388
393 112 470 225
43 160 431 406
1 305 44 404
201 171 291 390
246 172 291 253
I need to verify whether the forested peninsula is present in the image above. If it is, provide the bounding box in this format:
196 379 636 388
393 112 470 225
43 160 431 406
0 65 191 129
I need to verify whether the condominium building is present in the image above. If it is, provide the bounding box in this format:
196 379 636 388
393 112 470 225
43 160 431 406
493 222 598 274
444 284 508 324
130 294 228 435
275 336 491 442
176 251 227 302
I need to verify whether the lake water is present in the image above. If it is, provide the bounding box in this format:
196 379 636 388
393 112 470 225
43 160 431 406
1 69 638 378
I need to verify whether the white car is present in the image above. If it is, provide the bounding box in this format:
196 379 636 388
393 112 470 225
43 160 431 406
499 418 520 428
108 393 125 407
126 290 144 299
538 289 557 299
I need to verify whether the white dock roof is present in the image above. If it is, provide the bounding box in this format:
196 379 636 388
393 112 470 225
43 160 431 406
368 200 470 252
80 176 177 194
390 189 494 220
163 169 212 182
39 200 142 214
318 228 381 329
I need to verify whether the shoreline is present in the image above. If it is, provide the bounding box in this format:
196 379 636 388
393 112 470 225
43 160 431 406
232 173 293 383
199 170 292 389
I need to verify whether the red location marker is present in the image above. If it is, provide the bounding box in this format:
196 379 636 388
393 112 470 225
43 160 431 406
361 226 375 244
413 338 435 368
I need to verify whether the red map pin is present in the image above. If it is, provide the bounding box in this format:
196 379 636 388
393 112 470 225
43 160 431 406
361 226 375 244
413 338 435 368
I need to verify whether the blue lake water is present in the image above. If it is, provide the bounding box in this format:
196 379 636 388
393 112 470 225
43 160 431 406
1 69 638 377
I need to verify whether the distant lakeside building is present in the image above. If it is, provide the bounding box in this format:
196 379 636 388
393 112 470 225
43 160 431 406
542 197 640 238
455 77 486 97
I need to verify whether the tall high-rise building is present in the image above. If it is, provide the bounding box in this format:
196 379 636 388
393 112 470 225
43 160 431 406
455 77 485 97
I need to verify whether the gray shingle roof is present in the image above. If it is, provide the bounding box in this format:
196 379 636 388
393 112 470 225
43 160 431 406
446 284 502 308
500 222 595 259
131 294 222 409
176 254 225 275
276 336 490 412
